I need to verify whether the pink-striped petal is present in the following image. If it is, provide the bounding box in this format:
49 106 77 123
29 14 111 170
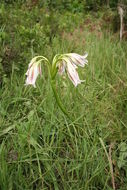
67 53 88 67
66 60 84 87
25 62 42 87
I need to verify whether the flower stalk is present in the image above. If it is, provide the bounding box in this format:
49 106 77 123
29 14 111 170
51 79 73 120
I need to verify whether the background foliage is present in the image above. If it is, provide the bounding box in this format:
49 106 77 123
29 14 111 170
0 0 127 189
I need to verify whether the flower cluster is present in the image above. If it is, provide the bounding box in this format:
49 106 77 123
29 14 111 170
25 53 88 87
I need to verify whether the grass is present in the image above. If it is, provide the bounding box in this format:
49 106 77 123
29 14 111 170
0 3 127 190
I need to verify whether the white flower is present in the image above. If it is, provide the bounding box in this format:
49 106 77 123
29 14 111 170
25 57 42 87
66 59 84 87
66 53 88 67
58 53 88 87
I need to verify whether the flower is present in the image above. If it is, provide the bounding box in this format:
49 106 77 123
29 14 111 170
66 53 88 67
58 53 88 87
25 57 42 87
58 60 66 75
25 53 88 88
66 59 84 87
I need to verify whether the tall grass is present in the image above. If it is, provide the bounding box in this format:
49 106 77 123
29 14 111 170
0 5 127 190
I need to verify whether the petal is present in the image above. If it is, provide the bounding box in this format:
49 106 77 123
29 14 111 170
67 53 88 67
66 61 82 87
67 71 81 87
83 52 88 59
58 60 66 75
25 64 41 87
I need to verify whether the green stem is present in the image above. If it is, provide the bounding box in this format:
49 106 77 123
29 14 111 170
51 80 73 121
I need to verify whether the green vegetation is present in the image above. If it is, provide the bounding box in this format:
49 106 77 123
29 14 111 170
0 1 127 190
